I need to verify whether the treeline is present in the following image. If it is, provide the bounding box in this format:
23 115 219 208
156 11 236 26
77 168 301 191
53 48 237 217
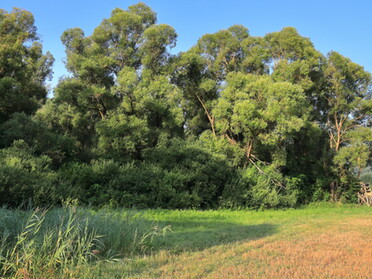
0 3 371 209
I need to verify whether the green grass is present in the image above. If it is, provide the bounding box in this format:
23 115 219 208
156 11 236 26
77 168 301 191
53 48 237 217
0 206 170 278
136 203 371 250
1 203 371 278
78 203 371 278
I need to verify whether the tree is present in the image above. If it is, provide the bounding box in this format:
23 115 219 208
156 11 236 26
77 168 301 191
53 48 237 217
334 127 372 180
172 51 219 136
42 3 182 162
140 24 177 76
96 72 183 161
324 52 371 152
194 25 248 81
213 72 308 168
3 4 371 208
321 52 372 200
172 25 250 137
0 8 53 122
265 27 323 86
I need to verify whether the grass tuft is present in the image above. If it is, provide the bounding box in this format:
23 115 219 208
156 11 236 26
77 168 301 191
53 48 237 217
0 206 169 278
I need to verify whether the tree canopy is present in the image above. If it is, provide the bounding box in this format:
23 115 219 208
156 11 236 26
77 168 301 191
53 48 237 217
0 8 54 123
0 3 371 209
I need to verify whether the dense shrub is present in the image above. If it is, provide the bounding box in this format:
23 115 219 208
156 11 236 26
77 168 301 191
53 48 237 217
220 165 305 209
143 139 236 208
56 140 238 209
0 140 57 207
0 113 76 166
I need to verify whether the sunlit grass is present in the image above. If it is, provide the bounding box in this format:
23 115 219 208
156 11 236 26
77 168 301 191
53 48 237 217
0 204 370 278
82 204 372 278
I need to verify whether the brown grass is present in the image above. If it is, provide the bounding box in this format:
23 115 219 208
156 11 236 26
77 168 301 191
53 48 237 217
134 217 372 279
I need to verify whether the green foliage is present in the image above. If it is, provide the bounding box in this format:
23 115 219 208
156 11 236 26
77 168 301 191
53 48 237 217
36 100 95 162
0 112 76 165
57 140 237 209
0 8 53 122
143 139 236 208
360 167 372 184
220 166 305 209
0 140 57 207
242 165 300 209
140 24 177 74
265 27 323 90
213 72 308 167
0 207 170 278
95 74 184 161
333 127 372 178
0 4 370 209
195 27 245 80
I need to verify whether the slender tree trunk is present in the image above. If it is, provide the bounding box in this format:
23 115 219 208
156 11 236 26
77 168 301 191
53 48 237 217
330 181 337 202
245 141 253 160
335 125 342 152
328 182 337 201
195 93 216 138
334 113 347 152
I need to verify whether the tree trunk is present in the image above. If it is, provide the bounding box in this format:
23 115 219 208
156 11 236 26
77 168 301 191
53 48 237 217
195 93 216 138
330 181 337 202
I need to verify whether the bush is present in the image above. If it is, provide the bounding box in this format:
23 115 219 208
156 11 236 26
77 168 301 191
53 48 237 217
0 140 57 207
143 139 236 208
0 113 76 166
57 139 238 209
220 165 304 210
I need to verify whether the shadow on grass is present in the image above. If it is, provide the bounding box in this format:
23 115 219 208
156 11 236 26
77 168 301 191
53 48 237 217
88 221 277 278
152 220 277 253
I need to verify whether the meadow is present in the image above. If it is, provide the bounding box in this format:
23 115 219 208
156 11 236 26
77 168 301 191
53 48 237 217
0 204 371 278
1 4 371 279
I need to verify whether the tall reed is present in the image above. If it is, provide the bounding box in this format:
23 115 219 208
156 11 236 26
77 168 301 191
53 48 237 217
0 206 170 278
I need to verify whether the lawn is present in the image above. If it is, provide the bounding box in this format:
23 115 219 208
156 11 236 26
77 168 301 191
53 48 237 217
81 204 372 279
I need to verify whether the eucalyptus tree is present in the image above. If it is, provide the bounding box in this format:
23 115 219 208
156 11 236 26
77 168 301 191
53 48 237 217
323 52 371 153
264 27 323 88
321 52 372 198
0 9 75 167
172 51 219 136
96 69 183 161
173 25 250 137
213 72 308 168
39 3 181 161
0 8 53 122
194 25 248 81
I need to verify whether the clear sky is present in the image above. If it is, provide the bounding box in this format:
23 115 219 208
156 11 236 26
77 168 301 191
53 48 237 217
2 0 372 89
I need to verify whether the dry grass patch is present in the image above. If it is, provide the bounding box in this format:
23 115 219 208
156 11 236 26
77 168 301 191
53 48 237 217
236 231 371 279
135 217 372 279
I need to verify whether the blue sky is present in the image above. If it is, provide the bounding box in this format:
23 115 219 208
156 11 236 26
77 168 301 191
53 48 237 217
2 0 372 89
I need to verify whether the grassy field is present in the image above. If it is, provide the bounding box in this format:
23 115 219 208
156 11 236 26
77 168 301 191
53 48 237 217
1 204 371 278
82 204 372 279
